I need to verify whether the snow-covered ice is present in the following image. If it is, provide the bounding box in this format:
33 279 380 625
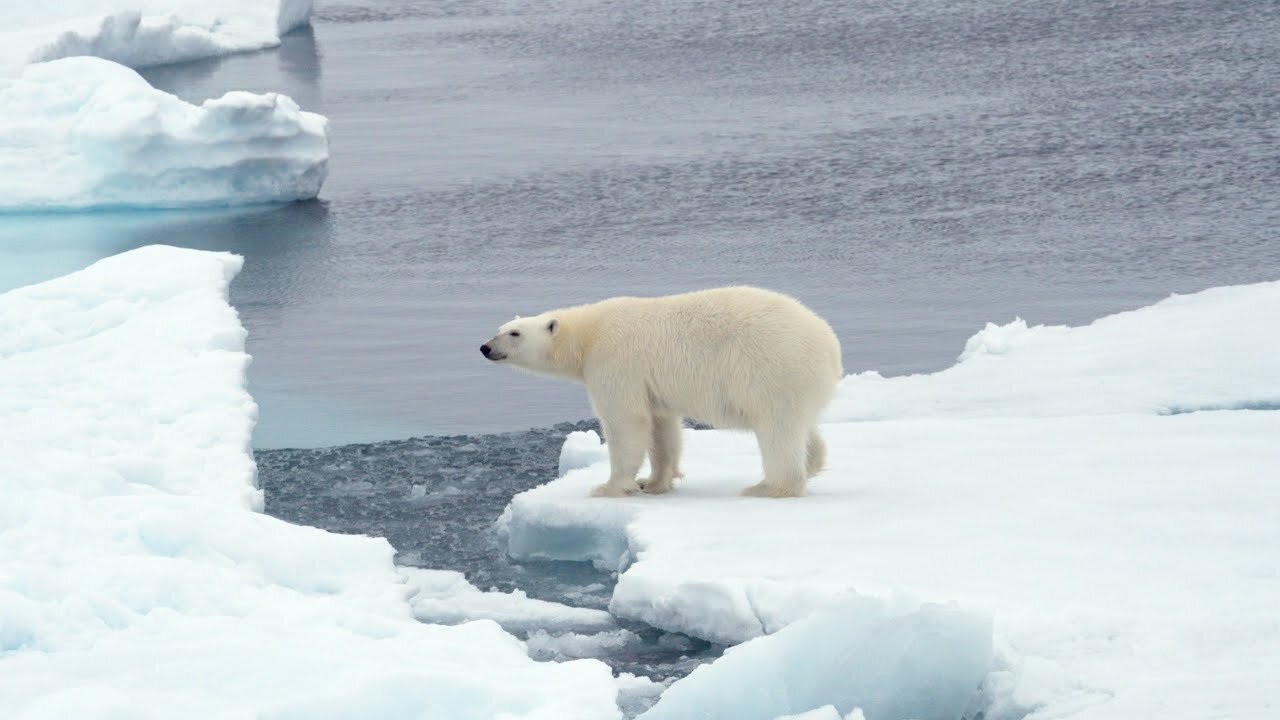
500 282 1280 719
0 0 328 211
828 282 1280 421
1 0 312 72
0 246 620 719
0 57 328 211
640 600 991 720
560 429 609 477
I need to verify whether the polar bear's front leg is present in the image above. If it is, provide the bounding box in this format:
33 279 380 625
639 414 682 494
590 412 650 497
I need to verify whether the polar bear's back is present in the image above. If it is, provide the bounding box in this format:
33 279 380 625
580 286 842 428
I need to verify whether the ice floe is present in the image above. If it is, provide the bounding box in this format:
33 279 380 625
501 281 1280 719
0 57 328 211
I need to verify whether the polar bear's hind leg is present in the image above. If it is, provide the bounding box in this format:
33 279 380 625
742 423 808 498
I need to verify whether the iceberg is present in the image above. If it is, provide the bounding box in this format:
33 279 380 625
1 0 312 72
0 246 620 719
0 57 328 211
499 281 1280 719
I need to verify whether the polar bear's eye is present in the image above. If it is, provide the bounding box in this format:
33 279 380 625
509 330 521 337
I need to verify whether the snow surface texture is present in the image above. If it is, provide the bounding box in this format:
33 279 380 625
0 246 620 720
0 0 312 72
0 57 328 211
500 282 1280 720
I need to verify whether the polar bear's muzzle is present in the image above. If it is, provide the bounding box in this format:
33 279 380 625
480 343 506 361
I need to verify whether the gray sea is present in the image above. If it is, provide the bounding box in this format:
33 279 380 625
2 0 1278 706
3 0 1275 448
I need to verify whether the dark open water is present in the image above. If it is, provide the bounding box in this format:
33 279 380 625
254 420 723 693
4 0 1276 448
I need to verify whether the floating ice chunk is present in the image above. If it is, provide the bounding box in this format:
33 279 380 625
1 0 313 71
559 429 608 477
525 628 641 661
0 56 328 211
329 479 374 496
639 600 993 720
401 567 616 634
616 673 672 719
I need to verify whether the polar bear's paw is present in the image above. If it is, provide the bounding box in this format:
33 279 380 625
740 481 804 498
591 481 640 497
638 475 675 494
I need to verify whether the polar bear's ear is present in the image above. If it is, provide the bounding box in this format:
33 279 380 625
546 318 558 334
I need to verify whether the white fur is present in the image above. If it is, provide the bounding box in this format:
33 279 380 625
481 287 843 498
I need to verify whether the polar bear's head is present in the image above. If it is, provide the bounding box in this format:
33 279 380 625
481 314 560 374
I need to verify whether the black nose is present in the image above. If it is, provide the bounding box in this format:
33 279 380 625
480 344 492 358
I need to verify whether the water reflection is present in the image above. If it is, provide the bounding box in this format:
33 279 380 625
140 24 323 110
277 25 323 90
1 202 326 282
0 202 395 449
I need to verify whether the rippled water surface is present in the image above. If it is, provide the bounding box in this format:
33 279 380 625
2 0 1277 447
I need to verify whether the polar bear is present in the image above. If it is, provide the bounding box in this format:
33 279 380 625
480 287 842 498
